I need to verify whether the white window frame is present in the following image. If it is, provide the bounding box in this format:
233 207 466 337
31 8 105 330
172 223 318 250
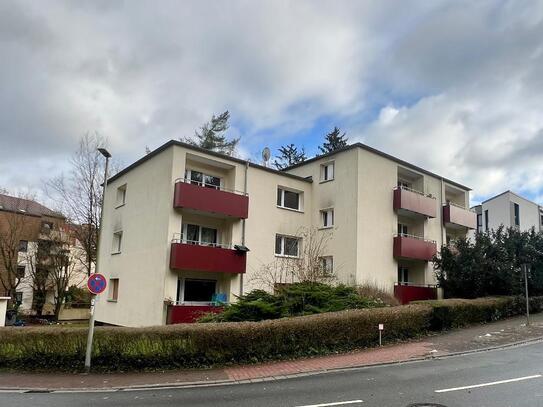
185 169 223 190
179 277 218 305
116 184 127 208
108 278 119 302
398 266 409 284
182 223 220 247
275 234 301 258
277 187 303 212
320 208 334 229
320 256 334 275
112 231 123 254
320 161 335 182
397 223 408 236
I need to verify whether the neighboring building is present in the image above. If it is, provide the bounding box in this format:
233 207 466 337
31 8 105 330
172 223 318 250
94 140 476 327
471 191 543 235
0 194 87 316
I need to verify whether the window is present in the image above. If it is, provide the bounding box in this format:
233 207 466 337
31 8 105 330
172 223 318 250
116 184 127 207
513 203 520 227
185 170 221 190
108 278 119 301
277 188 301 211
484 210 489 232
321 209 334 228
275 234 300 257
182 224 218 246
320 256 333 275
18 240 28 253
320 162 334 182
183 279 216 302
477 213 483 233
16 266 25 279
398 266 409 284
112 231 123 253
15 292 23 305
397 223 408 236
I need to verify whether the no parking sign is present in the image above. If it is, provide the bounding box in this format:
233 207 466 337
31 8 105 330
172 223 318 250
87 273 107 295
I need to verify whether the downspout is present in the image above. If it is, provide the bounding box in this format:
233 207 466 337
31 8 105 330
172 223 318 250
440 178 445 246
239 162 249 297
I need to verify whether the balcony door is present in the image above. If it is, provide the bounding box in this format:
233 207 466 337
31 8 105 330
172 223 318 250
185 169 222 190
182 223 219 247
398 223 408 236
177 278 217 304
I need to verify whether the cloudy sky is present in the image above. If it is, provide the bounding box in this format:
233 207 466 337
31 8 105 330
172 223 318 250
1 0 542 204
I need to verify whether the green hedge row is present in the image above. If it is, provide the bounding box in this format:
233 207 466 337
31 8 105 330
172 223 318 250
0 296 540 371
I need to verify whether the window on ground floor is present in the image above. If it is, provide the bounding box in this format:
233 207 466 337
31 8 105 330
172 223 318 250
108 278 119 301
183 279 217 303
320 256 334 275
398 266 409 284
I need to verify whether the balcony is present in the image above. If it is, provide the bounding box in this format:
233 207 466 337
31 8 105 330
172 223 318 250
393 187 436 218
166 304 224 324
393 234 437 261
394 283 437 305
174 179 249 219
170 238 247 274
443 202 477 229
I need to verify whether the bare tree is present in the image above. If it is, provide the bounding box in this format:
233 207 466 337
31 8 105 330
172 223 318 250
250 227 335 290
20 240 53 317
45 133 118 276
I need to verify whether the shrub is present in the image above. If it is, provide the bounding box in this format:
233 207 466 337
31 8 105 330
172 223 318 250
200 283 384 322
356 284 400 307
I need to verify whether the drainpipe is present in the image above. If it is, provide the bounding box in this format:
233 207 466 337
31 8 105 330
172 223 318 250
239 162 249 297
440 178 445 246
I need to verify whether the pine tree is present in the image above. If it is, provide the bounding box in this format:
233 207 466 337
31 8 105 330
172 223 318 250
273 144 307 170
318 127 348 154
183 111 240 155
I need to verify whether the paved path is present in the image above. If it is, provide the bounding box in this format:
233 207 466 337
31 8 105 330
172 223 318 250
0 312 542 391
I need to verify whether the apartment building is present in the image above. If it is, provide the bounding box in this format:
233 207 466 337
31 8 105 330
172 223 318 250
0 194 87 316
471 191 543 235
94 141 476 327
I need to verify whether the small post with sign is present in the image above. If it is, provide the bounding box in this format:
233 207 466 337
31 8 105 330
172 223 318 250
378 323 384 346
84 273 107 373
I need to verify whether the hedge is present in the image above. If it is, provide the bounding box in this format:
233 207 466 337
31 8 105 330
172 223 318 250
0 296 540 371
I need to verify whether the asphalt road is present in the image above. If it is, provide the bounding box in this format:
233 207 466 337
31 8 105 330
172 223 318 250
3 341 543 407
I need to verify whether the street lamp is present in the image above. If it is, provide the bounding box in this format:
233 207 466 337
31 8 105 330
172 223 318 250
84 147 111 373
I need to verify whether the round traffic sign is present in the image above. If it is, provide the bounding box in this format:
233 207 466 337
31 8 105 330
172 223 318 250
87 273 107 295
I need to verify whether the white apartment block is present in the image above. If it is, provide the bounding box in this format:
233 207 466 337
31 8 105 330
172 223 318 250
94 141 476 327
472 191 543 235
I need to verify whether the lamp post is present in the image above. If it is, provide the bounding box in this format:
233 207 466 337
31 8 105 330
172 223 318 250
84 147 111 373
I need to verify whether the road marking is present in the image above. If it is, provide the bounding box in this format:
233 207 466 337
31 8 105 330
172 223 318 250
295 400 363 407
435 374 542 393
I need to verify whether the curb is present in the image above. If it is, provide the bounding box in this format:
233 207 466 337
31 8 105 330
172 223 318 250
1 335 542 394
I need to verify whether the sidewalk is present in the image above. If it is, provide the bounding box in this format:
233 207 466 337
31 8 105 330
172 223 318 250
1 313 542 392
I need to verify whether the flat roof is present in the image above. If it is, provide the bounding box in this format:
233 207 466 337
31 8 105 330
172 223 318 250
107 140 313 184
283 142 471 191
481 190 541 206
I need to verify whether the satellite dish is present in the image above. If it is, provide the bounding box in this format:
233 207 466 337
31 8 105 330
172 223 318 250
262 147 271 166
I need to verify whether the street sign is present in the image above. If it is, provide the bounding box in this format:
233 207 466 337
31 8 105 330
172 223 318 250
87 273 107 295
378 324 384 331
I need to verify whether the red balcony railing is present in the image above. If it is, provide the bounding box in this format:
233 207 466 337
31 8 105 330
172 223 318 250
394 283 437 305
443 203 476 229
393 187 437 218
166 304 224 324
393 234 437 261
170 241 247 274
174 179 249 219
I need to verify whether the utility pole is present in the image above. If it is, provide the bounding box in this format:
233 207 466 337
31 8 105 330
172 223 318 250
522 263 530 326
84 147 111 373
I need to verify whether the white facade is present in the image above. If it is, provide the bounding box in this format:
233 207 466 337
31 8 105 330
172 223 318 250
471 191 543 235
95 141 474 327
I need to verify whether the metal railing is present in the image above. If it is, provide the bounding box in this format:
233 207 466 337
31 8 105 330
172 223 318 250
171 232 236 250
394 282 438 288
394 233 436 244
444 201 476 212
170 301 228 306
394 185 435 199
175 178 248 196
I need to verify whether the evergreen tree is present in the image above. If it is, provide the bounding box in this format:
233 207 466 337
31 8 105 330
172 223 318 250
273 144 307 170
318 126 348 154
183 111 239 155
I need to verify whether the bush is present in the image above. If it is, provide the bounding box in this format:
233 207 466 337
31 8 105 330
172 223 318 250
200 283 384 322
0 296 541 372
356 284 400 307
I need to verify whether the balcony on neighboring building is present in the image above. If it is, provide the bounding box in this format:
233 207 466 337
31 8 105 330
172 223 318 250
173 178 249 219
443 202 477 229
393 186 437 218
169 235 247 274
393 234 437 261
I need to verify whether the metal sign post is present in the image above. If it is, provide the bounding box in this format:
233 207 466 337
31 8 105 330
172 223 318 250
522 263 530 326
84 273 107 372
378 324 384 346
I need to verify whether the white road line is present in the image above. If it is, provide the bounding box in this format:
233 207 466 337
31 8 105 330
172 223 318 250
435 374 542 393
295 400 363 407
